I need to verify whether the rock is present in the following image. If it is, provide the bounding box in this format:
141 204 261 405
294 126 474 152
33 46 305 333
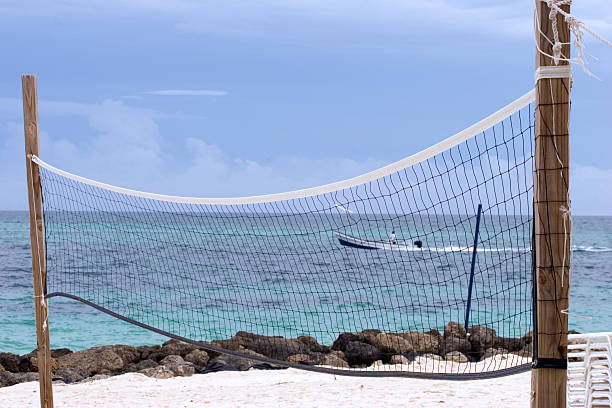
53 367 90 383
467 325 497 354
160 355 185 366
29 356 58 373
137 345 161 360
371 333 413 354
390 355 411 365
444 322 467 339
249 337 308 361
482 348 504 360
212 332 280 352
169 362 195 377
513 344 533 358
0 353 29 373
343 341 386 366
58 346 124 375
370 360 384 367
445 351 469 363
297 336 330 353
124 359 158 373
211 338 243 351
286 354 310 364
80 374 110 383
0 365 17 387
111 345 140 366
158 355 195 376
420 353 444 361
184 350 209 369
12 372 39 384
50 348 73 359
315 350 347 367
521 331 533 345
303 352 325 365
427 328 442 338
321 353 349 368
331 332 360 352
236 331 282 344
160 340 197 358
358 329 382 344
398 331 440 354
139 366 174 379
441 336 472 355
208 349 271 371
496 337 522 352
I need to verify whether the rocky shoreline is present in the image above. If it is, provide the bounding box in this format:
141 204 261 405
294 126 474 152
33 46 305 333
0 322 534 387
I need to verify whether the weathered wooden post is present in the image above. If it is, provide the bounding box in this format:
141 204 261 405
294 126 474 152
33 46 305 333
531 1 571 407
23 74 54 408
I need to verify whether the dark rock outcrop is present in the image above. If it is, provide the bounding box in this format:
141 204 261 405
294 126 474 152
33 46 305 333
0 353 29 373
440 336 472 355
0 324 534 386
137 345 161 360
468 325 497 355
124 359 158 373
496 337 523 352
159 340 197 358
370 333 413 354
444 322 467 340
52 367 90 383
159 355 195 377
331 332 361 352
57 346 124 375
0 364 17 387
29 356 58 373
249 337 308 361
184 349 209 369
50 348 73 359
297 336 330 353
343 341 386 366
207 349 274 371
398 331 440 354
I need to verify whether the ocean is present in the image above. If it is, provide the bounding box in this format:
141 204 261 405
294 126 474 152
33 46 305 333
1 211 611 355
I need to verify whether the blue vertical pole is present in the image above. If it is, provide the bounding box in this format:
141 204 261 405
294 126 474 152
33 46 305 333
464 204 482 332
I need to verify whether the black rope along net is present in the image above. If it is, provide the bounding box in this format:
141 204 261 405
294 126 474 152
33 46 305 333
37 97 535 378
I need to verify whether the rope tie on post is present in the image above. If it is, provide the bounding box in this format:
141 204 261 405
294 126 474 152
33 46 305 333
535 0 612 79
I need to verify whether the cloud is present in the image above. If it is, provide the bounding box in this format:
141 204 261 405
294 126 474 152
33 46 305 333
0 96 385 209
3 0 610 41
2 96 611 215
147 90 228 96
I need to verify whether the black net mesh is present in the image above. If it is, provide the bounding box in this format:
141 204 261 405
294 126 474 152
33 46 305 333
39 103 535 378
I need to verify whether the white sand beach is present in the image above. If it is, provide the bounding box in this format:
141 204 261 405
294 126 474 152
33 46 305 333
0 368 531 408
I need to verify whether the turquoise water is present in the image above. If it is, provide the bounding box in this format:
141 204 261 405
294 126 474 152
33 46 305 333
1 211 611 355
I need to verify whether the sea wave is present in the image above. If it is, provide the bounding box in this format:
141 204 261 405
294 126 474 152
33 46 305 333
572 245 612 253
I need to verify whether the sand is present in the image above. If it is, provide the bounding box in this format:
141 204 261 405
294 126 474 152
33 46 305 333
0 368 531 408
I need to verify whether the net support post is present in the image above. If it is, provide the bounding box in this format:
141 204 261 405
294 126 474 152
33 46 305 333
464 204 482 332
531 1 571 407
23 74 54 408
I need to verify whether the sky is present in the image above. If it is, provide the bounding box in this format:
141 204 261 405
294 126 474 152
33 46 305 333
1 0 611 214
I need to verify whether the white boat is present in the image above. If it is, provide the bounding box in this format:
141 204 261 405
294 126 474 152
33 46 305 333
334 231 420 251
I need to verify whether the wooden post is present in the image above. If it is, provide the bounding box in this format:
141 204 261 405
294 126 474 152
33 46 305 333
531 1 571 407
23 75 54 408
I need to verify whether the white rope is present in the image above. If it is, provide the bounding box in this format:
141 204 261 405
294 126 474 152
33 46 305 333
535 0 612 79
31 90 535 206
534 65 573 83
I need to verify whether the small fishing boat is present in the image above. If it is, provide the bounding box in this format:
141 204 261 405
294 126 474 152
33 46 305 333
335 231 421 251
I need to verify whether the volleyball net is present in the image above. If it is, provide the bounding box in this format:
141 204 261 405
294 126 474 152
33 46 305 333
33 90 536 378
